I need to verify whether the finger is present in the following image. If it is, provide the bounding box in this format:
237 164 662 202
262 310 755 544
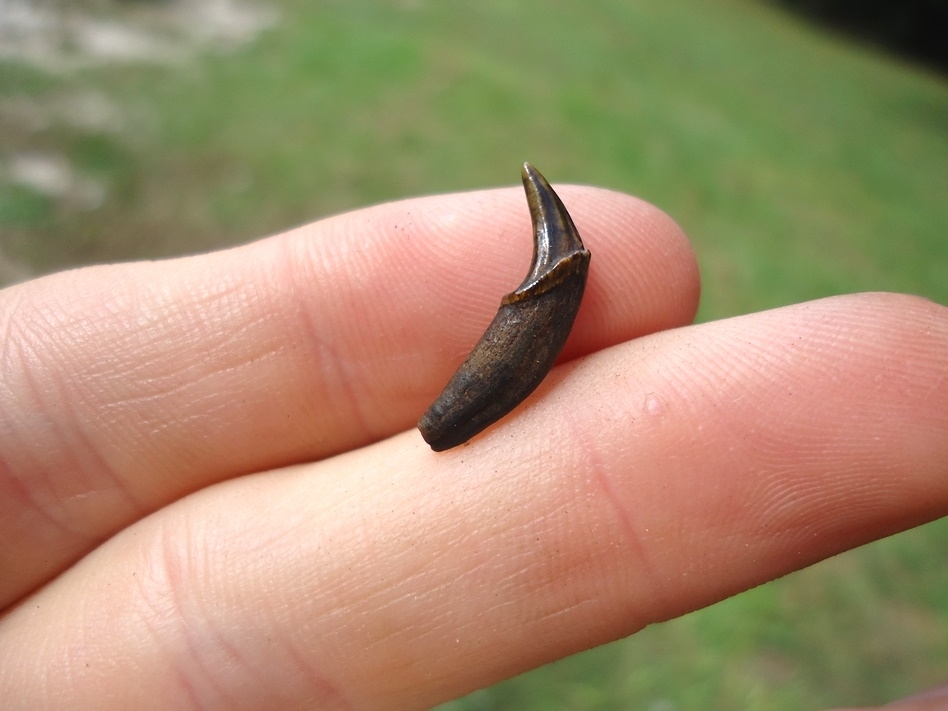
0 185 697 609
2 293 945 710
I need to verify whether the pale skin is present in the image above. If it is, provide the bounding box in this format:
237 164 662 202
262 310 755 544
0 184 946 711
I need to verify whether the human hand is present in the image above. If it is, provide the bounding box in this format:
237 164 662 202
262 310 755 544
1 183 946 709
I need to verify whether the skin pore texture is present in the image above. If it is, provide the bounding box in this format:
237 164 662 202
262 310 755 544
0 183 946 710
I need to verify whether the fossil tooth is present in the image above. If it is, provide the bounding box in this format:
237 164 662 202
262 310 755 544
418 163 591 451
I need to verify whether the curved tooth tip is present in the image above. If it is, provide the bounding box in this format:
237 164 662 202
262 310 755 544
520 162 554 228
521 161 548 192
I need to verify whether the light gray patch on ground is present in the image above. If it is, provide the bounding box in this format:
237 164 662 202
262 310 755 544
7 151 106 209
0 90 127 134
0 0 279 70
0 0 280 280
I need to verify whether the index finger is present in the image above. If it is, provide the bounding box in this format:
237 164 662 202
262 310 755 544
0 183 699 609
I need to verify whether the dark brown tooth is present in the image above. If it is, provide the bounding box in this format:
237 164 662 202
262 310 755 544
418 162 591 451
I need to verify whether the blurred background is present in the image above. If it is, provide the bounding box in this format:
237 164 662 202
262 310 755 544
1 0 946 708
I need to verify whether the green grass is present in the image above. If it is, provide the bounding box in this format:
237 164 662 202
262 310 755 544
1 0 946 708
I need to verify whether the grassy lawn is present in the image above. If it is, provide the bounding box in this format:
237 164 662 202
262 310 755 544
2 0 946 708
